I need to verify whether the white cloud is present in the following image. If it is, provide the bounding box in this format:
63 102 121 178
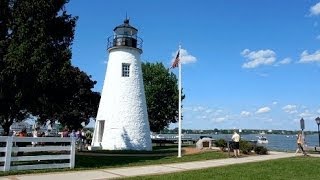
212 117 226 123
310 2 320 16
256 107 271 114
213 109 223 116
272 101 278 105
299 110 313 118
317 109 320 114
198 115 207 119
277 57 292 65
171 48 197 65
282 105 298 114
192 106 205 112
240 111 251 117
299 50 320 63
264 119 273 123
241 49 276 68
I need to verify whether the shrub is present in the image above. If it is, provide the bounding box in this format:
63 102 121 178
254 146 268 155
214 139 227 151
240 140 254 154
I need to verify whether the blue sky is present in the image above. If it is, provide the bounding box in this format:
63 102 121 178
67 0 320 131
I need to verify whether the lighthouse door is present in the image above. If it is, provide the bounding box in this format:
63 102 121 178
98 120 105 142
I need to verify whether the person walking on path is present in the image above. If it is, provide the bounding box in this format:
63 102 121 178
231 130 240 158
295 131 308 156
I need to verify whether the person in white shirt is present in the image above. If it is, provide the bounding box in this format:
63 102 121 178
32 127 40 147
295 131 307 156
231 130 240 157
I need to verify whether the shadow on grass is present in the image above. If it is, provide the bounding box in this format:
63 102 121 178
75 150 228 169
75 155 168 168
75 145 182 168
80 144 192 155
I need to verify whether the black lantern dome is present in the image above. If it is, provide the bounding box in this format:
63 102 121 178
107 19 143 52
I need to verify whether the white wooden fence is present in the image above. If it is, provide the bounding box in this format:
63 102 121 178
0 136 76 171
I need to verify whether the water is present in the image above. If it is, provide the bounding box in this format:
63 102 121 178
160 134 320 152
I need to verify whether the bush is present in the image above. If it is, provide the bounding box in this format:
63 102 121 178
214 139 227 151
254 146 268 155
240 140 254 154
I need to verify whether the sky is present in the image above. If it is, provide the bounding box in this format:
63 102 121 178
66 0 320 131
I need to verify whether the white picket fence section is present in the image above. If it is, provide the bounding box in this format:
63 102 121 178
0 136 76 171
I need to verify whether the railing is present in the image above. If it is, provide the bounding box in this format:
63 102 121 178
107 35 143 50
0 136 75 171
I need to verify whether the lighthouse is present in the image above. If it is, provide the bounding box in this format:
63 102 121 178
91 19 152 151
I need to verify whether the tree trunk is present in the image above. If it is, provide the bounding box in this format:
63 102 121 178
1 120 12 136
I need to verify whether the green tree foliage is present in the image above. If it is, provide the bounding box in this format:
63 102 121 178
0 0 100 134
0 0 30 134
142 62 185 132
49 67 100 130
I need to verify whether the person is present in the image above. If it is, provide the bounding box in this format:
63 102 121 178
18 128 27 137
75 128 83 151
61 128 69 146
85 130 93 147
231 130 240 157
17 128 27 156
32 127 40 147
45 129 51 137
70 129 76 139
295 131 308 156
62 128 69 138
81 129 86 144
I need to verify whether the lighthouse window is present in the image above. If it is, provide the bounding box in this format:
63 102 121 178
122 63 130 77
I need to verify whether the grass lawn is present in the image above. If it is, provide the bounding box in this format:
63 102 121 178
75 150 227 168
0 145 227 176
124 156 320 180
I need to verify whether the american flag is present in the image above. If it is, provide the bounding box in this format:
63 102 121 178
171 50 180 69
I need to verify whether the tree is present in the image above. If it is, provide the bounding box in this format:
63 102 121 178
0 0 99 134
142 62 185 132
0 0 30 135
43 67 100 130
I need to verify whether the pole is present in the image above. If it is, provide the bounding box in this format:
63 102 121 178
300 118 305 147
178 45 182 158
302 129 305 147
318 124 320 147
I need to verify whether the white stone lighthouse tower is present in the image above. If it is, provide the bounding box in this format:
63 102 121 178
91 19 152 151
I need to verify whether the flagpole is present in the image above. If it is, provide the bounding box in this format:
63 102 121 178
178 44 182 158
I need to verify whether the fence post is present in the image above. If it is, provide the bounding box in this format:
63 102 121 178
4 136 13 171
70 138 76 169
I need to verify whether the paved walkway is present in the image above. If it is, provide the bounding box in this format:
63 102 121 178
1 152 318 180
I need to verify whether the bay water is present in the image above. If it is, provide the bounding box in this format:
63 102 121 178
160 134 320 152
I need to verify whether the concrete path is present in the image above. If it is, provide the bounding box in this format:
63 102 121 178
1 152 318 180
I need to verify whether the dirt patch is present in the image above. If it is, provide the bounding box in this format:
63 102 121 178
182 147 203 155
182 147 225 155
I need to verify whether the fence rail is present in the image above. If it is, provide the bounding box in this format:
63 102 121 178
0 136 75 171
